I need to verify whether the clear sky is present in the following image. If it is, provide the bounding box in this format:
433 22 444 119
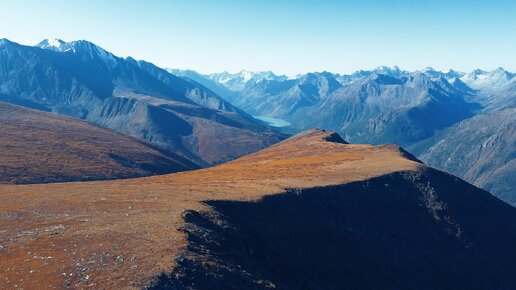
0 0 515 75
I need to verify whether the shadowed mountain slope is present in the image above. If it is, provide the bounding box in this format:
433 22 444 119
153 170 516 290
0 102 198 183
410 108 516 205
1 130 516 290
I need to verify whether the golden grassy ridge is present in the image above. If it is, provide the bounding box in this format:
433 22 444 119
0 129 422 289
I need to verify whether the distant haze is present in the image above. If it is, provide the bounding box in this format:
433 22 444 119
0 0 515 75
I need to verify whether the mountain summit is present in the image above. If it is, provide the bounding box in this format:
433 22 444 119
36 38 68 51
37 38 119 67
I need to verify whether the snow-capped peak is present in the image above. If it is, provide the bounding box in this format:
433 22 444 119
36 39 118 68
422 66 436 72
36 38 68 51
461 68 513 89
368 66 404 78
47 38 65 48
239 70 254 82
374 65 400 72
488 67 510 77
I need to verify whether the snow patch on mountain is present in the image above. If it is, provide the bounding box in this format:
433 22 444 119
461 67 514 89
206 70 288 91
36 38 68 51
36 39 118 68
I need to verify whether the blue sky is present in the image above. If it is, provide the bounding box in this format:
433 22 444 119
1 0 514 75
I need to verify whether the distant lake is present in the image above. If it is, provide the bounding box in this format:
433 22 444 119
253 115 291 128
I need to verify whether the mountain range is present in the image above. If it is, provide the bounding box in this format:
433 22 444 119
172 66 515 204
0 37 512 203
1 36 516 290
0 38 285 166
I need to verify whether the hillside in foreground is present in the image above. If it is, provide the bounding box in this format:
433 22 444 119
1 130 516 290
0 102 198 183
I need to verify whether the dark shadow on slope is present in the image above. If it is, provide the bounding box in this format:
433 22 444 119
148 169 516 290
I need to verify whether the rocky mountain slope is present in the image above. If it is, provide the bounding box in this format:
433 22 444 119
0 38 285 165
2 130 516 289
410 108 516 205
289 72 476 146
236 72 343 118
0 102 198 183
